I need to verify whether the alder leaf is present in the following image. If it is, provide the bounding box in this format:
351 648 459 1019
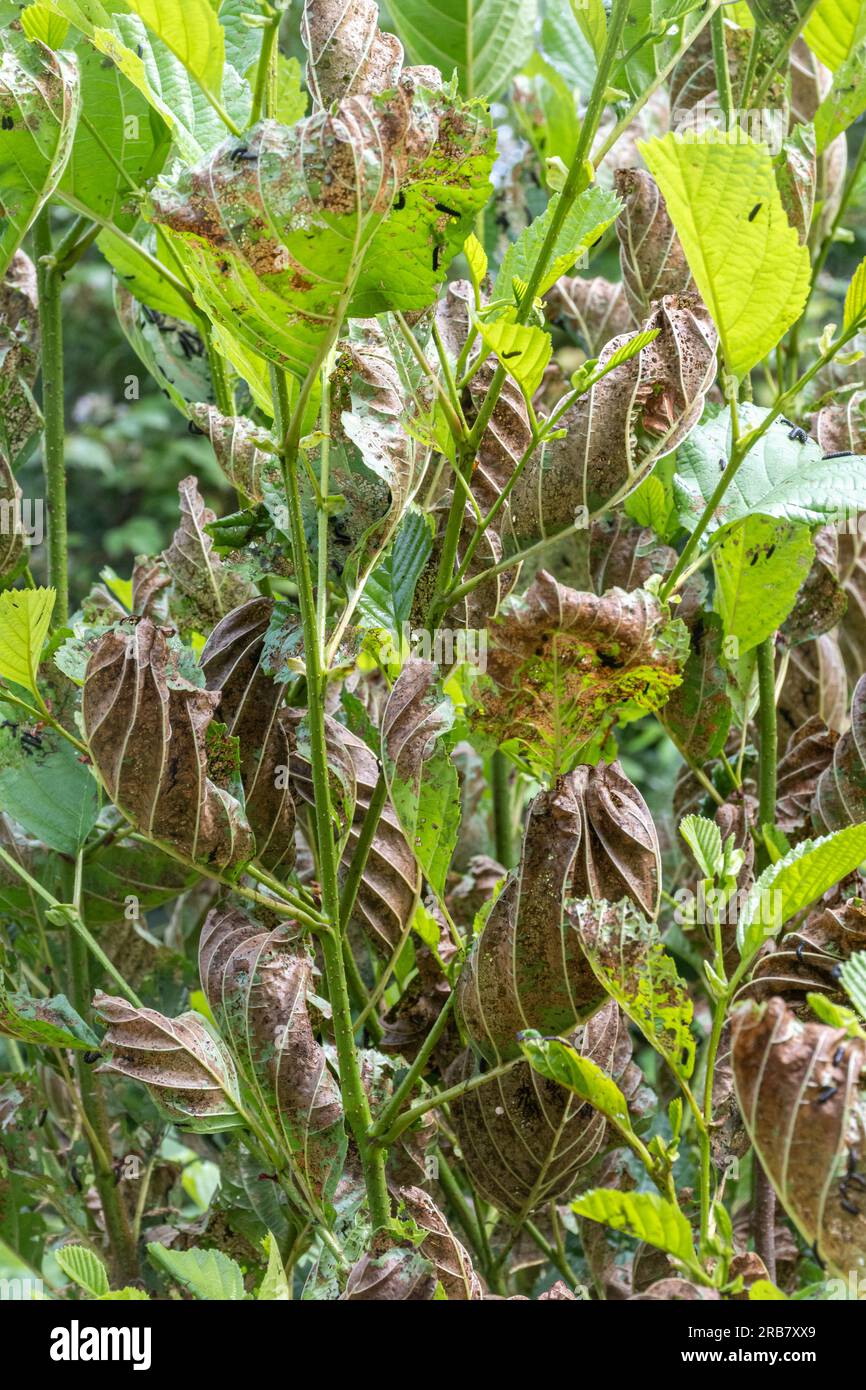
123 0 225 99
475 316 551 398
732 996 866 1277
803 0 866 72
357 506 434 644
163 475 253 628
713 516 815 654
493 183 621 302
572 1189 697 1265
199 905 346 1205
0 729 99 855
841 951 866 1020
519 1030 634 1133
147 1242 246 1299
474 572 688 781
55 1245 110 1298
95 991 245 1133
639 129 811 377
0 28 79 276
844 255 866 332
0 985 98 1050
82 618 254 872
387 0 538 99
0 586 54 696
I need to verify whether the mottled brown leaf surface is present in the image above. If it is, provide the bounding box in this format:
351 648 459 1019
342 1242 437 1299
776 715 838 839
201 599 296 873
163 476 253 628
0 451 23 579
615 169 695 320
733 997 866 1276
395 1185 482 1299
83 619 253 871
94 991 243 1132
545 275 634 358
748 882 866 1008
189 405 281 503
474 572 688 780
569 761 660 918
455 773 606 1061
662 610 732 763
512 294 717 530
199 905 345 1202
0 251 41 467
813 674 866 831
778 632 848 745
302 0 404 109
813 391 866 455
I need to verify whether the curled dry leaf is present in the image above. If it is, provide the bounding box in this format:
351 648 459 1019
775 126 816 245
395 1185 482 1300
511 294 718 532
455 772 608 1062
188 405 281 503
630 1279 720 1301
732 996 866 1277
342 1243 437 1300
777 632 848 745
290 713 420 954
748 882 866 1009
545 275 635 359
94 990 243 1133
83 618 254 872
474 571 688 780
838 527 866 683
813 673 866 831
813 390 866 455
569 761 661 919
781 525 846 646
614 169 694 321
0 250 41 467
380 901 456 1064
199 905 345 1203
201 598 296 873
301 0 403 110
776 715 839 839
358 1048 437 1189
448 999 637 1218
162 476 253 629
131 554 171 621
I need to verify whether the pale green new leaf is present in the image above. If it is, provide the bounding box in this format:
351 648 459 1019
476 316 552 397
713 516 815 653
124 0 225 97
803 0 866 71
674 405 866 537
147 1243 246 1300
463 231 487 287
21 1 70 46
257 1232 290 1301
493 184 620 301
749 1279 789 1300
844 256 866 331
520 1030 634 1132
679 814 723 879
387 0 538 99
737 822 866 961
814 47 866 152
840 950 866 1021
56 1245 110 1298
0 587 55 696
0 31 79 276
640 129 811 378
572 1189 697 1265
570 0 606 59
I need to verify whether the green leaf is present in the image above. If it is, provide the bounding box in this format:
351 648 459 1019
475 316 552 397
713 516 815 653
519 1030 634 1131
0 587 55 696
257 1231 290 1301
571 1189 697 1265
679 814 723 879
0 29 79 276
674 404 866 537
387 0 538 99
844 255 866 331
124 0 225 98
570 0 606 59
639 129 811 377
814 47 866 152
96 226 192 319
737 823 866 961
662 611 732 761
749 1279 789 1300
21 1 70 46
840 950 866 1020
803 0 866 71
493 184 620 301
463 231 487 286
147 1242 246 1299
56 1244 110 1298
358 507 434 644
0 729 100 854
512 51 581 170
101 1287 151 1300
0 985 99 1050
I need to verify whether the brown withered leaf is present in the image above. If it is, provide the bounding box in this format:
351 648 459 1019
199 905 345 1203
732 996 866 1277
381 899 456 1064
94 990 243 1133
747 887 866 1009
776 715 839 838
162 476 253 629
545 275 634 359
474 571 688 781
813 390 866 455
630 1278 720 1301
774 125 816 245
83 619 254 871
201 598 296 873
455 773 607 1062
448 999 635 1218
131 554 171 621
342 1243 437 1300
813 673 866 832
0 250 41 468
614 169 695 321
782 525 846 646
302 0 404 109
662 611 732 764
291 713 420 954
358 1048 438 1189
0 451 24 579
188 405 281 503
511 294 718 532
447 853 505 929
777 632 848 745
569 761 660 918
395 1186 482 1300
838 527 866 682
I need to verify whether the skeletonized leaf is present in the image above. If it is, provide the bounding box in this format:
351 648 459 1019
776 715 839 838
95 991 245 1133
394 1186 482 1299
342 1243 436 1300
0 29 79 276
614 168 694 320
199 905 346 1204
83 618 254 872
545 274 634 359
301 0 403 109
813 673 866 832
748 883 866 1006
732 996 866 1277
189 406 280 503
163 475 253 628
474 572 688 781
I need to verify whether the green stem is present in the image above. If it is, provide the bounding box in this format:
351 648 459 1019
249 10 280 126
339 772 388 933
368 992 456 1141
756 634 778 860
272 368 392 1233
33 211 68 628
371 1057 521 1149
710 7 734 127
491 750 514 868
524 1218 579 1288
700 997 727 1249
